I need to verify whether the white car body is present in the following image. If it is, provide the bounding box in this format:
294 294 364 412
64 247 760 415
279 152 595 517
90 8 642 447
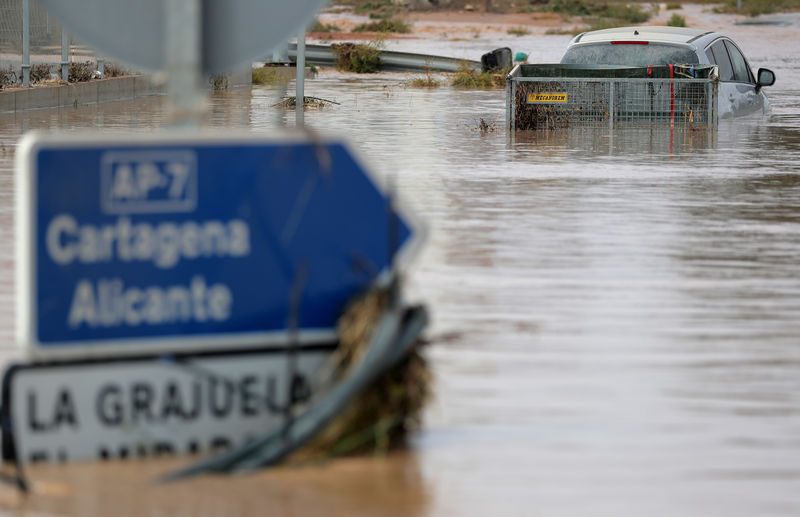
561 26 776 119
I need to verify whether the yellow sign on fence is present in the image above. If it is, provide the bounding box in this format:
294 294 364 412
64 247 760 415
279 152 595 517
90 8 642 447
527 93 567 103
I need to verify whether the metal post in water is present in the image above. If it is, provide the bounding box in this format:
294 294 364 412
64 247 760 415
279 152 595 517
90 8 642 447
61 29 69 81
22 0 30 87
165 0 205 127
97 55 105 77
296 29 306 127
608 81 615 128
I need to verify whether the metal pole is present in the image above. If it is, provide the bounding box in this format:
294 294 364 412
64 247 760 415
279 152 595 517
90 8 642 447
737 0 742 10
296 30 305 128
61 29 69 81
608 81 615 128
97 55 105 77
165 0 205 127
22 0 30 86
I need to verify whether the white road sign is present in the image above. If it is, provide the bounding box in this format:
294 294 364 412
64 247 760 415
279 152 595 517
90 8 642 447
3 349 332 463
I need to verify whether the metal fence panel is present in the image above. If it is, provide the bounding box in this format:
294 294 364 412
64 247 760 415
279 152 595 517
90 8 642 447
1 0 62 59
0 0 106 85
508 72 718 131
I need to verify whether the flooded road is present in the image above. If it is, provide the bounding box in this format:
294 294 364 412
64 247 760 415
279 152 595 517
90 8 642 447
0 15 799 517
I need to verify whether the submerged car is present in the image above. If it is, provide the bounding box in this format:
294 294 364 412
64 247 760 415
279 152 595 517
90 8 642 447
560 26 776 118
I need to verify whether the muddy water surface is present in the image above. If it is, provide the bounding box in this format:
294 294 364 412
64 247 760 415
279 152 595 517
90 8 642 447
0 16 799 517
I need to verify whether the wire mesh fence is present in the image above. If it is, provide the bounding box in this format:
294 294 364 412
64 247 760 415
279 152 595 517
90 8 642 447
1 0 63 65
508 74 718 131
0 0 113 86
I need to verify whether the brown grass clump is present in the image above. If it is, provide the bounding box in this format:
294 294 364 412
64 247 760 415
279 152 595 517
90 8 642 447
29 63 53 83
252 67 290 85
353 18 412 33
102 62 125 78
68 61 95 82
295 288 431 459
0 66 17 86
407 67 440 88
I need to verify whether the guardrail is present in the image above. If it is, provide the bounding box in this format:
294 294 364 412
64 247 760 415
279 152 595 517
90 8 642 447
287 43 481 73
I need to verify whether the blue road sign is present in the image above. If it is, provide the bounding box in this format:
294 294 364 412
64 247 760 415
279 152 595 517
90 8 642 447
17 132 421 359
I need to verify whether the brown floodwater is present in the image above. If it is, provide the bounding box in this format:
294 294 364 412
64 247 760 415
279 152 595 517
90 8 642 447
0 13 799 517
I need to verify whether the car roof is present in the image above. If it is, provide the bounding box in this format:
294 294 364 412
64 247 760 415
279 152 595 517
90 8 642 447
575 26 714 45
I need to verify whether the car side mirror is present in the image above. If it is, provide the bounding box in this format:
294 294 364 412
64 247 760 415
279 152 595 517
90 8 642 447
756 68 775 91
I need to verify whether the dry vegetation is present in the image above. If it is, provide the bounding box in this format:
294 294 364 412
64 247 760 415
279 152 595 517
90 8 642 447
407 67 441 88
332 41 383 73
451 62 508 89
296 288 430 459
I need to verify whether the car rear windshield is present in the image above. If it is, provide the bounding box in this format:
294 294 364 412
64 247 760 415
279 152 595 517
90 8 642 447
561 43 700 66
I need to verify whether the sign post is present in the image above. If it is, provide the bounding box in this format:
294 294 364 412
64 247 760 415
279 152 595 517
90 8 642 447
165 0 204 126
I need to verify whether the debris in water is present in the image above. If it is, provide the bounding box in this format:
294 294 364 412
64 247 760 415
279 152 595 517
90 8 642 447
162 285 430 480
299 288 431 459
272 96 341 109
476 118 497 134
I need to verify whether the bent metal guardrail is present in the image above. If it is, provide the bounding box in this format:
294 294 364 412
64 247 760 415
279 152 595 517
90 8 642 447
287 43 482 73
506 64 719 131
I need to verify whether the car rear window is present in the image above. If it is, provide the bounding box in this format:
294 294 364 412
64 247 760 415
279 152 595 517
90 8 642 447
561 43 700 66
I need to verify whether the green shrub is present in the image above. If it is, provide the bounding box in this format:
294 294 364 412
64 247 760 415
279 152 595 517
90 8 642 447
599 3 650 24
667 13 686 27
451 63 506 90
545 0 592 16
508 26 531 36
353 18 411 33
542 0 654 29
309 19 341 32
408 67 440 88
332 41 382 73
353 0 393 13
409 76 440 88
666 2 682 9
545 27 579 35
713 0 800 16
